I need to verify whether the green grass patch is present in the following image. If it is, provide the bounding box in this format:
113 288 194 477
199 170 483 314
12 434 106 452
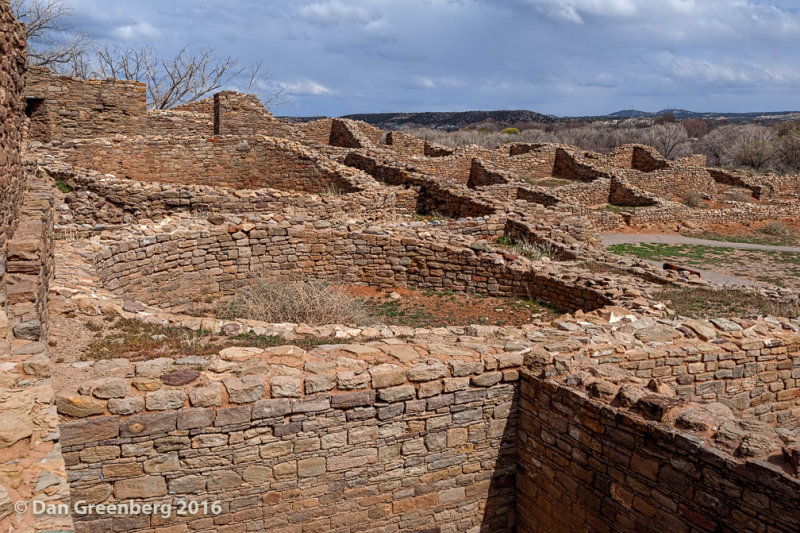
54 178 73 193
654 287 799 319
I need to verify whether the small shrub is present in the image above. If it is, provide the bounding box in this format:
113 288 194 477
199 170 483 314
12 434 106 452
219 278 370 325
760 220 791 237
500 127 520 135
683 191 704 208
54 178 73 193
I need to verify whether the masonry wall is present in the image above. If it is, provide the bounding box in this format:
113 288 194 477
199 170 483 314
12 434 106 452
613 333 800 426
213 92 295 139
25 67 146 141
94 224 614 313
516 372 800 533
385 131 426 155
295 118 333 145
51 136 367 192
50 170 395 226
0 0 26 303
59 349 523 532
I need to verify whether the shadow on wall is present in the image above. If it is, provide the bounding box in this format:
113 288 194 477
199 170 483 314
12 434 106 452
479 387 519 531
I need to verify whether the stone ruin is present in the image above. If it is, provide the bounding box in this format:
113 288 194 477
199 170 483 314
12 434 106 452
1 2 799 531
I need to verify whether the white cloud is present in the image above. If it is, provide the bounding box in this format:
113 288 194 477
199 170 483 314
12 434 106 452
279 80 333 95
524 0 637 23
414 76 466 89
111 21 161 41
297 1 381 27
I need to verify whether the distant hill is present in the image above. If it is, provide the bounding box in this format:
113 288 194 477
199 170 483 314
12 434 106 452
279 108 800 128
339 110 558 130
600 109 800 123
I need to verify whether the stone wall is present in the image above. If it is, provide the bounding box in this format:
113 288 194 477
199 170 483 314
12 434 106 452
213 92 295 139
516 371 800 532
295 118 333 145
611 325 800 425
5 175 54 343
93 222 616 313
25 67 146 142
0 0 25 302
59 343 523 532
47 136 372 192
49 169 396 227
145 109 213 137
385 131 426 155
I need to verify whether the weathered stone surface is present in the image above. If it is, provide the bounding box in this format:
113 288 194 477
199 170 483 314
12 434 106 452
270 376 302 398
214 405 250 426
188 383 223 407
120 412 176 437
56 395 105 418
92 378 130 399
224 375 265 403
0 412 33 448
145 389 186 410
114 476 167 499
378 384 416 402
22 352 51 376
370 364 406 388
107 396 144 415
160 369 201 386
62 416 120 446
177 407 214 429
252 399 291 419
406 361 447 382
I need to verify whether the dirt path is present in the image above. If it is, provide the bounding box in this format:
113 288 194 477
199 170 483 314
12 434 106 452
601 233 800 289
601 233 800 253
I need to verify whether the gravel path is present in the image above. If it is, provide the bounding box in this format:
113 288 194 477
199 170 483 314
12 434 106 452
600 233 800 253
600 233 800 288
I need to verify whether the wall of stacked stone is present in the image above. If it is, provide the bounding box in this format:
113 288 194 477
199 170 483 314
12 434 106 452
343 151 498 219
625 201 798 228
0 0 26 305
5 174 54 343
47 135 374 193
480 145 559 181
423 141 454 157
329 119 383 149
608 328 800 426
619 167 720 201
25 66 146 142
552 147 613 182
213 92 296 139
294 118 334 145
93 222 615 313
604 144 668 172
58 346 524 532
144 110 213 137
45 169 395 227
608 177 661 208
542 179 612 207
516 371 800 533
385 131 426 155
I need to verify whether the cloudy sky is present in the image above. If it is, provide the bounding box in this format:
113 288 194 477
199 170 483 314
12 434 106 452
59 0 800 117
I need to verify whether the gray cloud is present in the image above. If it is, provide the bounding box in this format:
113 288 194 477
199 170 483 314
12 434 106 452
59 0 800 116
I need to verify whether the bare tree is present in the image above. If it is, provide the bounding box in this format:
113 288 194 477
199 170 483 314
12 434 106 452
681 118 710 139
642 123 688 159
777 129 800 172
96 44 286 110
703 124 777 171
12 0 90 71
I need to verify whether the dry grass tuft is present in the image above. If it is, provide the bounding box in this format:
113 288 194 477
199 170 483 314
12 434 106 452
219 278 371 325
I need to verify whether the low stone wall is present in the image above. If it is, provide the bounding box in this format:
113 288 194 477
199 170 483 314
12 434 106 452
295 118 333 145
213 92 295 139
611 323 800 425
59 342 523 532
145 109 213 137
620 167 718 201
5 175 54 343
25 67 146 142
46 135 373 193
516 371 800 532
385 131 426 155
93 221 618 313
47 169 392 226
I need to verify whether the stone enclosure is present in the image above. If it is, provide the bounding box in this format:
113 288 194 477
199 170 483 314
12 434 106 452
1 2 800 531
